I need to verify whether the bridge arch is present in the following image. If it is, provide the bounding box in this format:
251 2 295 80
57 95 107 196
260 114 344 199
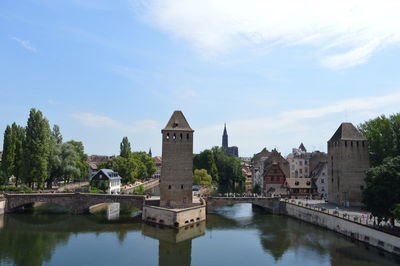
4 193 145 214
205 197 282 214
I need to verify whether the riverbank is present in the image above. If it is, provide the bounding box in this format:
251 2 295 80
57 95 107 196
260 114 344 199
282 199 400 256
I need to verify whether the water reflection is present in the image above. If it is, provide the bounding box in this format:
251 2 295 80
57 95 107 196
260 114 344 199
142 222 205 266
0 204 398 266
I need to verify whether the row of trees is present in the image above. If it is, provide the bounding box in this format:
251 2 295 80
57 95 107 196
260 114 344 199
193 147 245 192
358 113 400 221
98 137 156 184
1 108 88 189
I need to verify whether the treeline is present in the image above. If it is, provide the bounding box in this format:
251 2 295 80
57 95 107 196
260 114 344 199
358 113 400 221
98 137 156 184
0 108 88 189
193 147 245 193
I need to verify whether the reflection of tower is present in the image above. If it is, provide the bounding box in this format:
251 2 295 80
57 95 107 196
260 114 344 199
159 240 191 266
142 222 205 266
160 111 194 208
222 123 228 149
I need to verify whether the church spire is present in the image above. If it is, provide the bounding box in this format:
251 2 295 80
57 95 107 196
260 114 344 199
222 123 228 149
148 147 152 157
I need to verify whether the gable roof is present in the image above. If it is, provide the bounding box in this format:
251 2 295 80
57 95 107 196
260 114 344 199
309 162 327 179
329 123 366 142
162 110 193 132
91 169 122 181
299 143 307 152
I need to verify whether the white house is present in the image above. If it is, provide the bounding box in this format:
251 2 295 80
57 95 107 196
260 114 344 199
90 169 122 194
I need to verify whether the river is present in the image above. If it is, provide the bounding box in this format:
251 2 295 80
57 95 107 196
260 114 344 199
0 203 398 266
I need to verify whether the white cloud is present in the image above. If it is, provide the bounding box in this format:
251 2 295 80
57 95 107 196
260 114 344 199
134 0 400 68
12 37 36 52
196 90 400 155
70 112 160 133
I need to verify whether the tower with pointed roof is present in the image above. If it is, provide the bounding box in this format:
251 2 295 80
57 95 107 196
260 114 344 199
327 122 369 206
222 123 228 149
160 110 194 208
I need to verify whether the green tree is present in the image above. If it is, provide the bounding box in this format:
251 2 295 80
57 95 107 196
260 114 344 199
194 147 245 193
1 125 16 179
193 169 212 187
65 140 89 181
22 109 51 188
12 123 25 186
392 204 400 220
131 152 156 179
362 156 400 222
358 114 400 166
120 137 132 158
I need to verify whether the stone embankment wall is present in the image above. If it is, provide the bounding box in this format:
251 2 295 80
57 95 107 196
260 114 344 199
0 198 4 215
284 202 400 256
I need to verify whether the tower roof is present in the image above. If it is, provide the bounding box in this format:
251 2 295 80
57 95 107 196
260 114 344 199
223 123 227 135
299 143 307 152
329 122 366 142
162 110 193 132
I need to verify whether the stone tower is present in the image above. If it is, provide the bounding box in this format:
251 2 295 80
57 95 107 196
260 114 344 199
160 111 194 208
222 123 228 149
327 123 369 207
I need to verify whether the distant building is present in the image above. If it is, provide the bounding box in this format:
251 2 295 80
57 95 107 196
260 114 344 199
310 162 328 199
148 148 152 157
263 162 286 196
152 156 162 179
287 143 312 178
328 123 369 207
284 178 316 198
90 169 122 194
241 163 253 192
87 155 113 175
222 124 239 157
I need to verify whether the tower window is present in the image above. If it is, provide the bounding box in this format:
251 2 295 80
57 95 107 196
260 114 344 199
180 133 183 140
181 184 184 189
166 133 170 140
168 185 171 189
345 141 347 147
187 133 189 140
173 133 176 140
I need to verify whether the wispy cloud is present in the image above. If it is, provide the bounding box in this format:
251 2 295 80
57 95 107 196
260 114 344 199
134 0 400 69
196 90 400 155
70 112 159 133
12 37 36 52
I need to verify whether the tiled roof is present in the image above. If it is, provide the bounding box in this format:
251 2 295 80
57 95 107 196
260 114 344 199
329 123 366 141
163 110 193 131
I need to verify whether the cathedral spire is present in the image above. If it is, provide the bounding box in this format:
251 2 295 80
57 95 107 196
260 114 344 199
222 123 228 149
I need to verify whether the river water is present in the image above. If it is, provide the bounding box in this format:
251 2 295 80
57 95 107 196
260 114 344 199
0 203 398 266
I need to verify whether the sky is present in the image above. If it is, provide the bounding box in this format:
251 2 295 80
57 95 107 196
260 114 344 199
1 0 400 157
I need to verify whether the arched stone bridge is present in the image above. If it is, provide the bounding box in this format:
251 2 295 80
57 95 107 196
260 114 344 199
205 197 284 214
4 193 145 214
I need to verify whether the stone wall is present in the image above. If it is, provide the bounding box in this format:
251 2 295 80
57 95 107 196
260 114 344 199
4 193 144 213
284 202 400 256
143 203 206 227
0 199 5 215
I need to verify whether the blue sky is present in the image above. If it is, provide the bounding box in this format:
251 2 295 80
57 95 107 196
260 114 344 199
1 0 400 157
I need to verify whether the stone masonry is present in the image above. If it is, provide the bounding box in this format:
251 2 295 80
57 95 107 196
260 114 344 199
328 123 370 206
160 111 194 208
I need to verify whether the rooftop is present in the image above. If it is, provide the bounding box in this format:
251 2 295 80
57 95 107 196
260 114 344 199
329 122 367 142
162 110 193 132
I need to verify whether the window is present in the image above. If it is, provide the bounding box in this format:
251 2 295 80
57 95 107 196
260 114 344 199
321 179 324 183
173 133 176 140
321 187 325 192
360 185 364 190
345 141 347 147
187 133 190 140
300 169 303 174
180 133 183 140
305 160 308 165
181 184 184 189
271 177 274 181
168 185 171 189
166 133 170 140
299 161 303 166
295 181 299 186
